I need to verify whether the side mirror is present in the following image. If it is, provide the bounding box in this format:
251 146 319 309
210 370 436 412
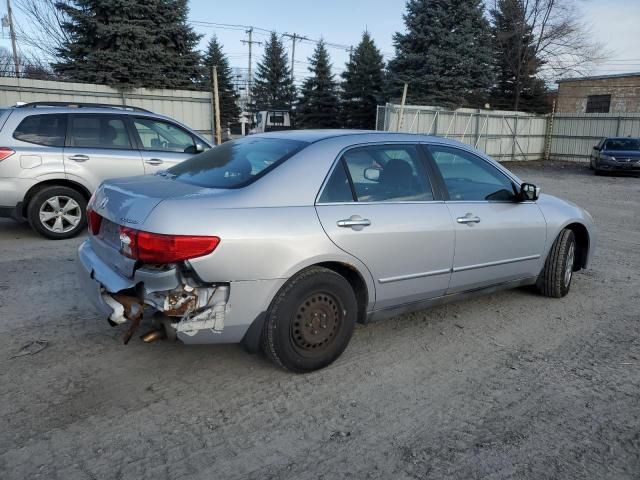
520 182 540 201
195 143 206 153
593 145 600 151
364 167 382 182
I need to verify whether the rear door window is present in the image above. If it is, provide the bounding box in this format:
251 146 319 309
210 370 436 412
339 144 433 202
68 115 132 149
13 114 67 147
168 137 307 188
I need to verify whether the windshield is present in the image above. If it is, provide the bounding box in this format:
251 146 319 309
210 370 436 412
167 137 307 188
604 138 640 151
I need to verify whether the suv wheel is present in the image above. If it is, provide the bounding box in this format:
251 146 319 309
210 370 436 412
262 267 357 373
27 186 87 239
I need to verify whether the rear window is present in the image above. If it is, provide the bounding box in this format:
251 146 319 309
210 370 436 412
604 138 640 151
167 137 307 188
13 114 67 147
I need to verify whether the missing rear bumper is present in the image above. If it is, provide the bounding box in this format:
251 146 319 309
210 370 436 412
78 240 230 343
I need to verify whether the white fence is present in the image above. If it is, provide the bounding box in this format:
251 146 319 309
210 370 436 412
377 104 640 162
0 77 214 139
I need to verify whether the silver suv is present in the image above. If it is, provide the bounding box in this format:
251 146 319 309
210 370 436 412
0 102 211 239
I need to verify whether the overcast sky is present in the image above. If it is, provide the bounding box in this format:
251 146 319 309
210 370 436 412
2 0 639 86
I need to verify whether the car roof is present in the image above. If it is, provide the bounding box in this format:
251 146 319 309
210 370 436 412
8 106 161 118
250 129 459 145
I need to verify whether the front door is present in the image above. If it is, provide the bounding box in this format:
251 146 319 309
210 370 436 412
426 144 547 293
64 113 144 192
315 143 454 310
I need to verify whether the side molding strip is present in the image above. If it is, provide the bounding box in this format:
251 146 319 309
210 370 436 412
379 268 452 284
453 254 541 273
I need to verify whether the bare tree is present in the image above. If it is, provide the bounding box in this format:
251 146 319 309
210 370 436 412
524 0 605 78
0 46 57 79
13 0 71 63
491 0 606 110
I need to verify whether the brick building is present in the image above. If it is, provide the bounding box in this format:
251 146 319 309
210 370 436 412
556 72 640 114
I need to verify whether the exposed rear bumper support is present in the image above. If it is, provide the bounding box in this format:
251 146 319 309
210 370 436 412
77 239 281 345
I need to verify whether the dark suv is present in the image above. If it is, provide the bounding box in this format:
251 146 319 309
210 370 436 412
0 102 211 239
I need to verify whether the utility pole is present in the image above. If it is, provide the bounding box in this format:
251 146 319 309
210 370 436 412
283 33 307 83
6 0 19 76
241 27 261 108
212 65 222 145
396 82 408 132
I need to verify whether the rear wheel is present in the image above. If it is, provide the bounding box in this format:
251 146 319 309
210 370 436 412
537 229 576 298
27 185 87 239
262 267 357 373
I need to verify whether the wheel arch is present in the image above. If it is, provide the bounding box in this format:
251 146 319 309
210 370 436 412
22 179 91 217
240 260 374 354
564 222 590 270
314 261 370 324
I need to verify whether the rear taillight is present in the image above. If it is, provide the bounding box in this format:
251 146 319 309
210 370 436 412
87 207 102 235
0 147 15 161
118 226 220 264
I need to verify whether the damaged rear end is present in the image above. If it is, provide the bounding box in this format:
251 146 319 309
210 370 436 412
77 176 230 344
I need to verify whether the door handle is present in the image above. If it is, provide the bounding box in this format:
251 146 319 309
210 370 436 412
145 158 164 166
69 154 89 162
457 213 481 225
337 217 371 228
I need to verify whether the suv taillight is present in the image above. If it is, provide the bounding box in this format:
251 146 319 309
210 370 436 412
119 226 220 264
87 207 102 235
0 148 15 161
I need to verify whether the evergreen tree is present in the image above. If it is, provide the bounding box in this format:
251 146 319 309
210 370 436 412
54 0 202 89
491 0 548 112
341 32 385 129
387 0 494 108
297 40 340 129
251 32 295 110
203 35 240 129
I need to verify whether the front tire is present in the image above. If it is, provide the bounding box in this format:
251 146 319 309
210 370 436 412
262 267 357 373
537 229 576 298
27 185 87 240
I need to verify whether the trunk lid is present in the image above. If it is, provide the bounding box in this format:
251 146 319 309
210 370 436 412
91 174 209 227
89 174 226 278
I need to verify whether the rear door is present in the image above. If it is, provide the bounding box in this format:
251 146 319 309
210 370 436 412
425 144 547 293
63 113 144 191
130 117 202 174
315 143 454 310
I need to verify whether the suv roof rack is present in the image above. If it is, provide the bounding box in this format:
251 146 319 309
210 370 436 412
16 101 152 113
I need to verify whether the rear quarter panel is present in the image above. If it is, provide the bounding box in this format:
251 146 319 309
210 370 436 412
143 204 377 308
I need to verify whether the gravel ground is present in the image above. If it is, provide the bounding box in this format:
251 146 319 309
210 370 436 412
0 161 638 480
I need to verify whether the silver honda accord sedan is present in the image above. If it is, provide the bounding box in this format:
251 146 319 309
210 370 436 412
77 130 595 372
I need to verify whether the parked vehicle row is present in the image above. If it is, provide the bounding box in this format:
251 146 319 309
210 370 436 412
77 131 595 372
0 103 211 239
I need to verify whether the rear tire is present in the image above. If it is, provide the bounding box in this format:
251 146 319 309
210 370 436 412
261 266 357 373
537 229 576 298
27 185 87 240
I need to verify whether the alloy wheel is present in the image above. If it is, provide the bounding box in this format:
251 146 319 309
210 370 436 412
39 196 82 234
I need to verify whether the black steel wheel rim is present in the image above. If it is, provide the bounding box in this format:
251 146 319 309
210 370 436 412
290 291 344 358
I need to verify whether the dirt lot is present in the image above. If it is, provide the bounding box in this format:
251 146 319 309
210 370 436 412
0 162 638 480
